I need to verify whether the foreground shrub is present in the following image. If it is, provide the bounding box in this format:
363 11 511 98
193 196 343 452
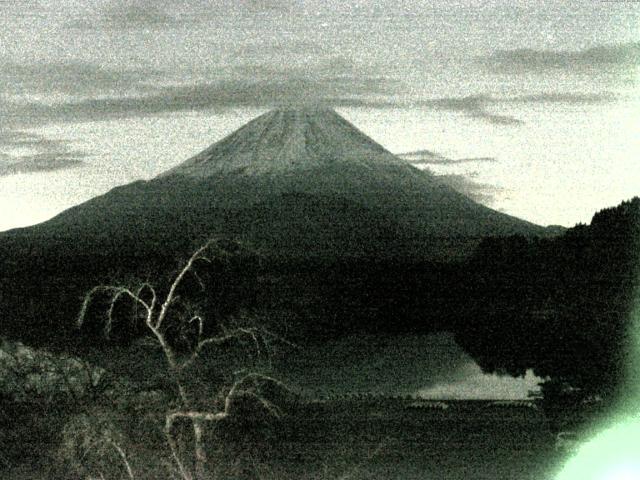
0 338 105 405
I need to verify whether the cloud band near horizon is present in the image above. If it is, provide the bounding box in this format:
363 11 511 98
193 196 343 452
0 74 621 129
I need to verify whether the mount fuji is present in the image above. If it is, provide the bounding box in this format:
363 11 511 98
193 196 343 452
6 108 543 261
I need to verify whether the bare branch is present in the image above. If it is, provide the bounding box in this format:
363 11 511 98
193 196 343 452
164 409 228 480
77 285 104 329
156 240 216 330
163 371 285 479
107 438 135 480
189 315 204 339
164 421 192 480
225 372 289 414
262 329 302 351
77 285 151 336
197 255 212 264
230 391 282 419
167 410 228 424
105 289 128 339
237 327 262 357
190 270 206 292
135 282 157 320
147 323 179 371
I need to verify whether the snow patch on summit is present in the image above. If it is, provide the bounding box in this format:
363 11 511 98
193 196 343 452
163 107 409 177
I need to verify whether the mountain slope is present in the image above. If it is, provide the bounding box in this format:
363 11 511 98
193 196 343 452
12 107 542 261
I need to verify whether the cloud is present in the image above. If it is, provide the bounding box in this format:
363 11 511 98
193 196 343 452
435 173 505 206
480 42 640 73
8 88 607 129
397 149 447 163
0 131 88 176
420 95 487 112
2 84 619 130
509 92 618 104
0 61 154 96
398 150 497 165
0 51 618 131
468 110 524 126
104 3 178 27
67 2 185 30
416 95 524 126
237 40 329 57
233 55 380 81
0 51 396 128
0 131 59 148
235 0 293 13
399 148 504 205
66 0 295 30
1 75 395 127
409 91 619 127
0 153 85 176
0 130 76 151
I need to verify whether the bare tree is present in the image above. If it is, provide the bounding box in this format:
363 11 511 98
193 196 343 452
77 239 292 480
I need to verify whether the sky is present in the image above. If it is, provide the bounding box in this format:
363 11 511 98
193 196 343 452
0 0 639 232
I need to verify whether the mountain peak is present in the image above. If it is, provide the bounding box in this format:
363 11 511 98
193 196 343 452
162 107 403 178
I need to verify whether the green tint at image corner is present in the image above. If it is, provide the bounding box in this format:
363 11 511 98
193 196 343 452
555 417 640 480
557 291 640 480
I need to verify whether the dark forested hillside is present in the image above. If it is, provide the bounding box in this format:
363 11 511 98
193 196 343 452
454 197 640 399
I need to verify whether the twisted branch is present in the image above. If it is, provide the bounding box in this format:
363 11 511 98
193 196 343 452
164 371 287 479
156 240 215 331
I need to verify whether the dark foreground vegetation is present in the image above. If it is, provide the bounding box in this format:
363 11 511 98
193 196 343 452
0 197 638 478
1 364 563 480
